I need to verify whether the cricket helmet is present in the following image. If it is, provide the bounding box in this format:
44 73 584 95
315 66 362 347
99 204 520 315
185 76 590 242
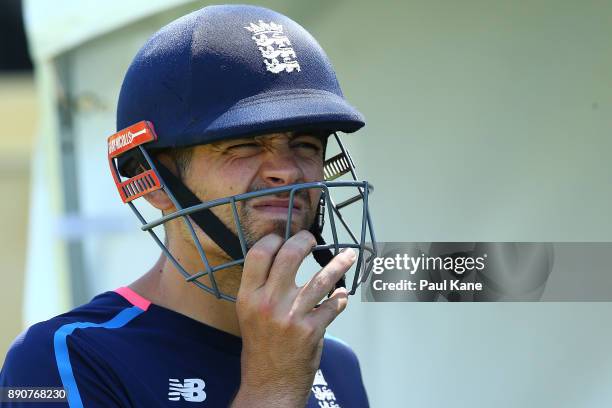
108 5 377 301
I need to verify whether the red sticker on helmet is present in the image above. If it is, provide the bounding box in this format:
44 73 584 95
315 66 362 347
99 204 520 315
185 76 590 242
107 120 156 159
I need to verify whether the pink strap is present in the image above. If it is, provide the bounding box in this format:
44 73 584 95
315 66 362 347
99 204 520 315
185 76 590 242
115 287 151 311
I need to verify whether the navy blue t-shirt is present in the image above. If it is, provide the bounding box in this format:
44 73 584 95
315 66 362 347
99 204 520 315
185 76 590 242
1 288 368 407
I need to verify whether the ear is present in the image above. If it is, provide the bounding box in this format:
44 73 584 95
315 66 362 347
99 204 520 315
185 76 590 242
142 188 175 211
141 151 178 211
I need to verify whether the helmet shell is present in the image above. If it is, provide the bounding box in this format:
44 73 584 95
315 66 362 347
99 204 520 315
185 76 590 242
116 4 365 149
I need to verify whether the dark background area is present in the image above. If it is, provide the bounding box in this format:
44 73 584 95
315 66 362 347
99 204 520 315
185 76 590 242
0 0 32 71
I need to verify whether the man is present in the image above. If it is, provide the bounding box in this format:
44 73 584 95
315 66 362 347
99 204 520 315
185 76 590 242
1 5 376 407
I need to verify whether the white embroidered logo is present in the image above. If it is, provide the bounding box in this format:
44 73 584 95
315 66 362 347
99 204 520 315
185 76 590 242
245 20 301 74
168 378 206 402
312 369 340 408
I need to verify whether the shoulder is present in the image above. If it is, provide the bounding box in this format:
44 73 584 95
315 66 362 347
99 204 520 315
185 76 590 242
1 291 134 386
320 333 365 380
1 321 60 386
322 333 361 366
317 334 369 407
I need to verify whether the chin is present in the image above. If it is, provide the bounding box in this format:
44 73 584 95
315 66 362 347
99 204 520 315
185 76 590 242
239 205 314 246
246 219 310 243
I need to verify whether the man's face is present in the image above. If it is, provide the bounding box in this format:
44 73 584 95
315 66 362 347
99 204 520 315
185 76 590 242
178 131 326 252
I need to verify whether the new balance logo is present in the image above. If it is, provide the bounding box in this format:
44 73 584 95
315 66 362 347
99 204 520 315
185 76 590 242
168 378 206 402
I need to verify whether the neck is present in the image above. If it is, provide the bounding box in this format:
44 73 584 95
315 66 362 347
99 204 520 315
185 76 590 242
129 241 243 337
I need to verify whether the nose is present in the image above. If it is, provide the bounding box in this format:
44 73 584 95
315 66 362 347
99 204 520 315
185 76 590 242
259 148 304 187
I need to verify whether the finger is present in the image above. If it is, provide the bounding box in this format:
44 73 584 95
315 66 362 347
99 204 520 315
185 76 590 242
266 230 316 292
307 287 349 329
240 233 284 293
294 248 356 314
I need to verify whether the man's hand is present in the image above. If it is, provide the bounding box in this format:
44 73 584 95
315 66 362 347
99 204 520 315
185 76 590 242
231 230 356 408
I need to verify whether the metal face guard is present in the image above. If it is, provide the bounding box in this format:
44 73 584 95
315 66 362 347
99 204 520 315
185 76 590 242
108 122 378 302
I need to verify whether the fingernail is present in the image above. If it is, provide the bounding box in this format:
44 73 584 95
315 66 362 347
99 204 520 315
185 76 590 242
343 248 356 260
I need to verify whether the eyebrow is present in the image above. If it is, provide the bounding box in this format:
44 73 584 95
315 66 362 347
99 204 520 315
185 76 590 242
293 130 331 138
211 131 329 148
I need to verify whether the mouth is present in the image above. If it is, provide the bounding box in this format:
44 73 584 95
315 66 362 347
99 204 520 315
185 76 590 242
250 198 304 216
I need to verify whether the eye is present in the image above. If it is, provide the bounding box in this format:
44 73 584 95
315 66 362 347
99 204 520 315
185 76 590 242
228 142 258 149
291 139 323 155
294 142 318 149
226 142 262 154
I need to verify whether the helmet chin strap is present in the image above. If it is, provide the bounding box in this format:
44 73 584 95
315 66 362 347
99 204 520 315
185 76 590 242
154 160 244 260
154 160 341 289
